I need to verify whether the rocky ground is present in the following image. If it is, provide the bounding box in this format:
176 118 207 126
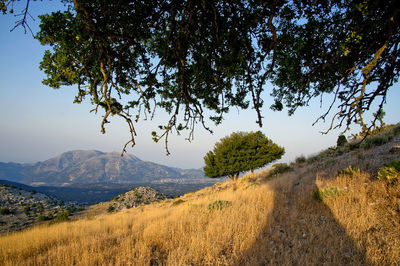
108 186 166 212
0 185 80 234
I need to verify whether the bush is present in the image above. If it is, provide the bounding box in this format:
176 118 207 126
384 160 400 171
313 186 342 202
377 167 399 181
295 155 306 164
68 206 77 213
107 205 115 213
348 141 360 150
0 208 12 215
306 155 321 164
337 135 348 147
38 215 51 221
172 199 185 206
361 135 390 149
55 210 70 222
312 189 324 202
266 163 293 178
336 165 360 177
207 200 231 211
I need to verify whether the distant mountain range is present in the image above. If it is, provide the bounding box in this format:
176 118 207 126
0 150 217 203
0 150 207 186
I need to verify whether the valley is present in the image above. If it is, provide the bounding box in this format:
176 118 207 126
0 150 217 204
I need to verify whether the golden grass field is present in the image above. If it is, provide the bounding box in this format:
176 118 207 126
0 128 399 265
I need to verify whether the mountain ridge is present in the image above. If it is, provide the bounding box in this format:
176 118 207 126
0 150 208 187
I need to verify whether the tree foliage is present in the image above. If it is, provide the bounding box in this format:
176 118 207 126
3 0 400 154
203 131 284 179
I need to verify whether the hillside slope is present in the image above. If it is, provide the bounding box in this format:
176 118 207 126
0 184 78 234
0 125 399 265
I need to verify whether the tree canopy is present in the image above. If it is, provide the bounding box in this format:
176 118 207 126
2 0 399 154
203 131 284 179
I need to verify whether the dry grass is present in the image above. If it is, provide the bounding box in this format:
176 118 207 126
0 135 399 265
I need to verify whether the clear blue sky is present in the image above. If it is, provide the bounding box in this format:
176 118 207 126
0 2 399 169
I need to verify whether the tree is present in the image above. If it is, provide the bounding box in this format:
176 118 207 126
2 0 399 154
203 131 284 180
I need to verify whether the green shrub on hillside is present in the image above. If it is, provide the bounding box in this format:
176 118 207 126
384 160 400 171
337 135 348 147
0 208 13 215
377 167 399 181
336 165 360 177
313 186 342 202
306 155 321 164
107 205 115 213
207 200 231 211
266 163 293 178
312 188 324 202
361 135 391 149
38 215 51 221
54 210 70 222
295 155 306 164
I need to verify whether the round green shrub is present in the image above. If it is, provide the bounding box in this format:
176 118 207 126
337 135 348 147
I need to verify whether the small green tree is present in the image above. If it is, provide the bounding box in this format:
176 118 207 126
204 131 284 180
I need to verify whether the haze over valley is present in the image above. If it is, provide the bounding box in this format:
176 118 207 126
0 150 216 204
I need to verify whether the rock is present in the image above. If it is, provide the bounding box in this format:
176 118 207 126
389 145 400 153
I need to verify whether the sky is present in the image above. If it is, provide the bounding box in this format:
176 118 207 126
0 2 399 169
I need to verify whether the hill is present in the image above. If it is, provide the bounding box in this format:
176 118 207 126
0 124 399 265
0 150 207 186
0 184 78 234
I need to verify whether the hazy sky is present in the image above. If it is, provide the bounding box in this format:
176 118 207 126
1 2 399 169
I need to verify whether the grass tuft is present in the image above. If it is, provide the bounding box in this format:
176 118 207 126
207 200 231 211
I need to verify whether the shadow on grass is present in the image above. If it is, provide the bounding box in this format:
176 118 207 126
235 166 369 265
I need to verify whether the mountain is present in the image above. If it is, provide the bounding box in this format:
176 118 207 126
0 150 208 187
0 150 217 203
